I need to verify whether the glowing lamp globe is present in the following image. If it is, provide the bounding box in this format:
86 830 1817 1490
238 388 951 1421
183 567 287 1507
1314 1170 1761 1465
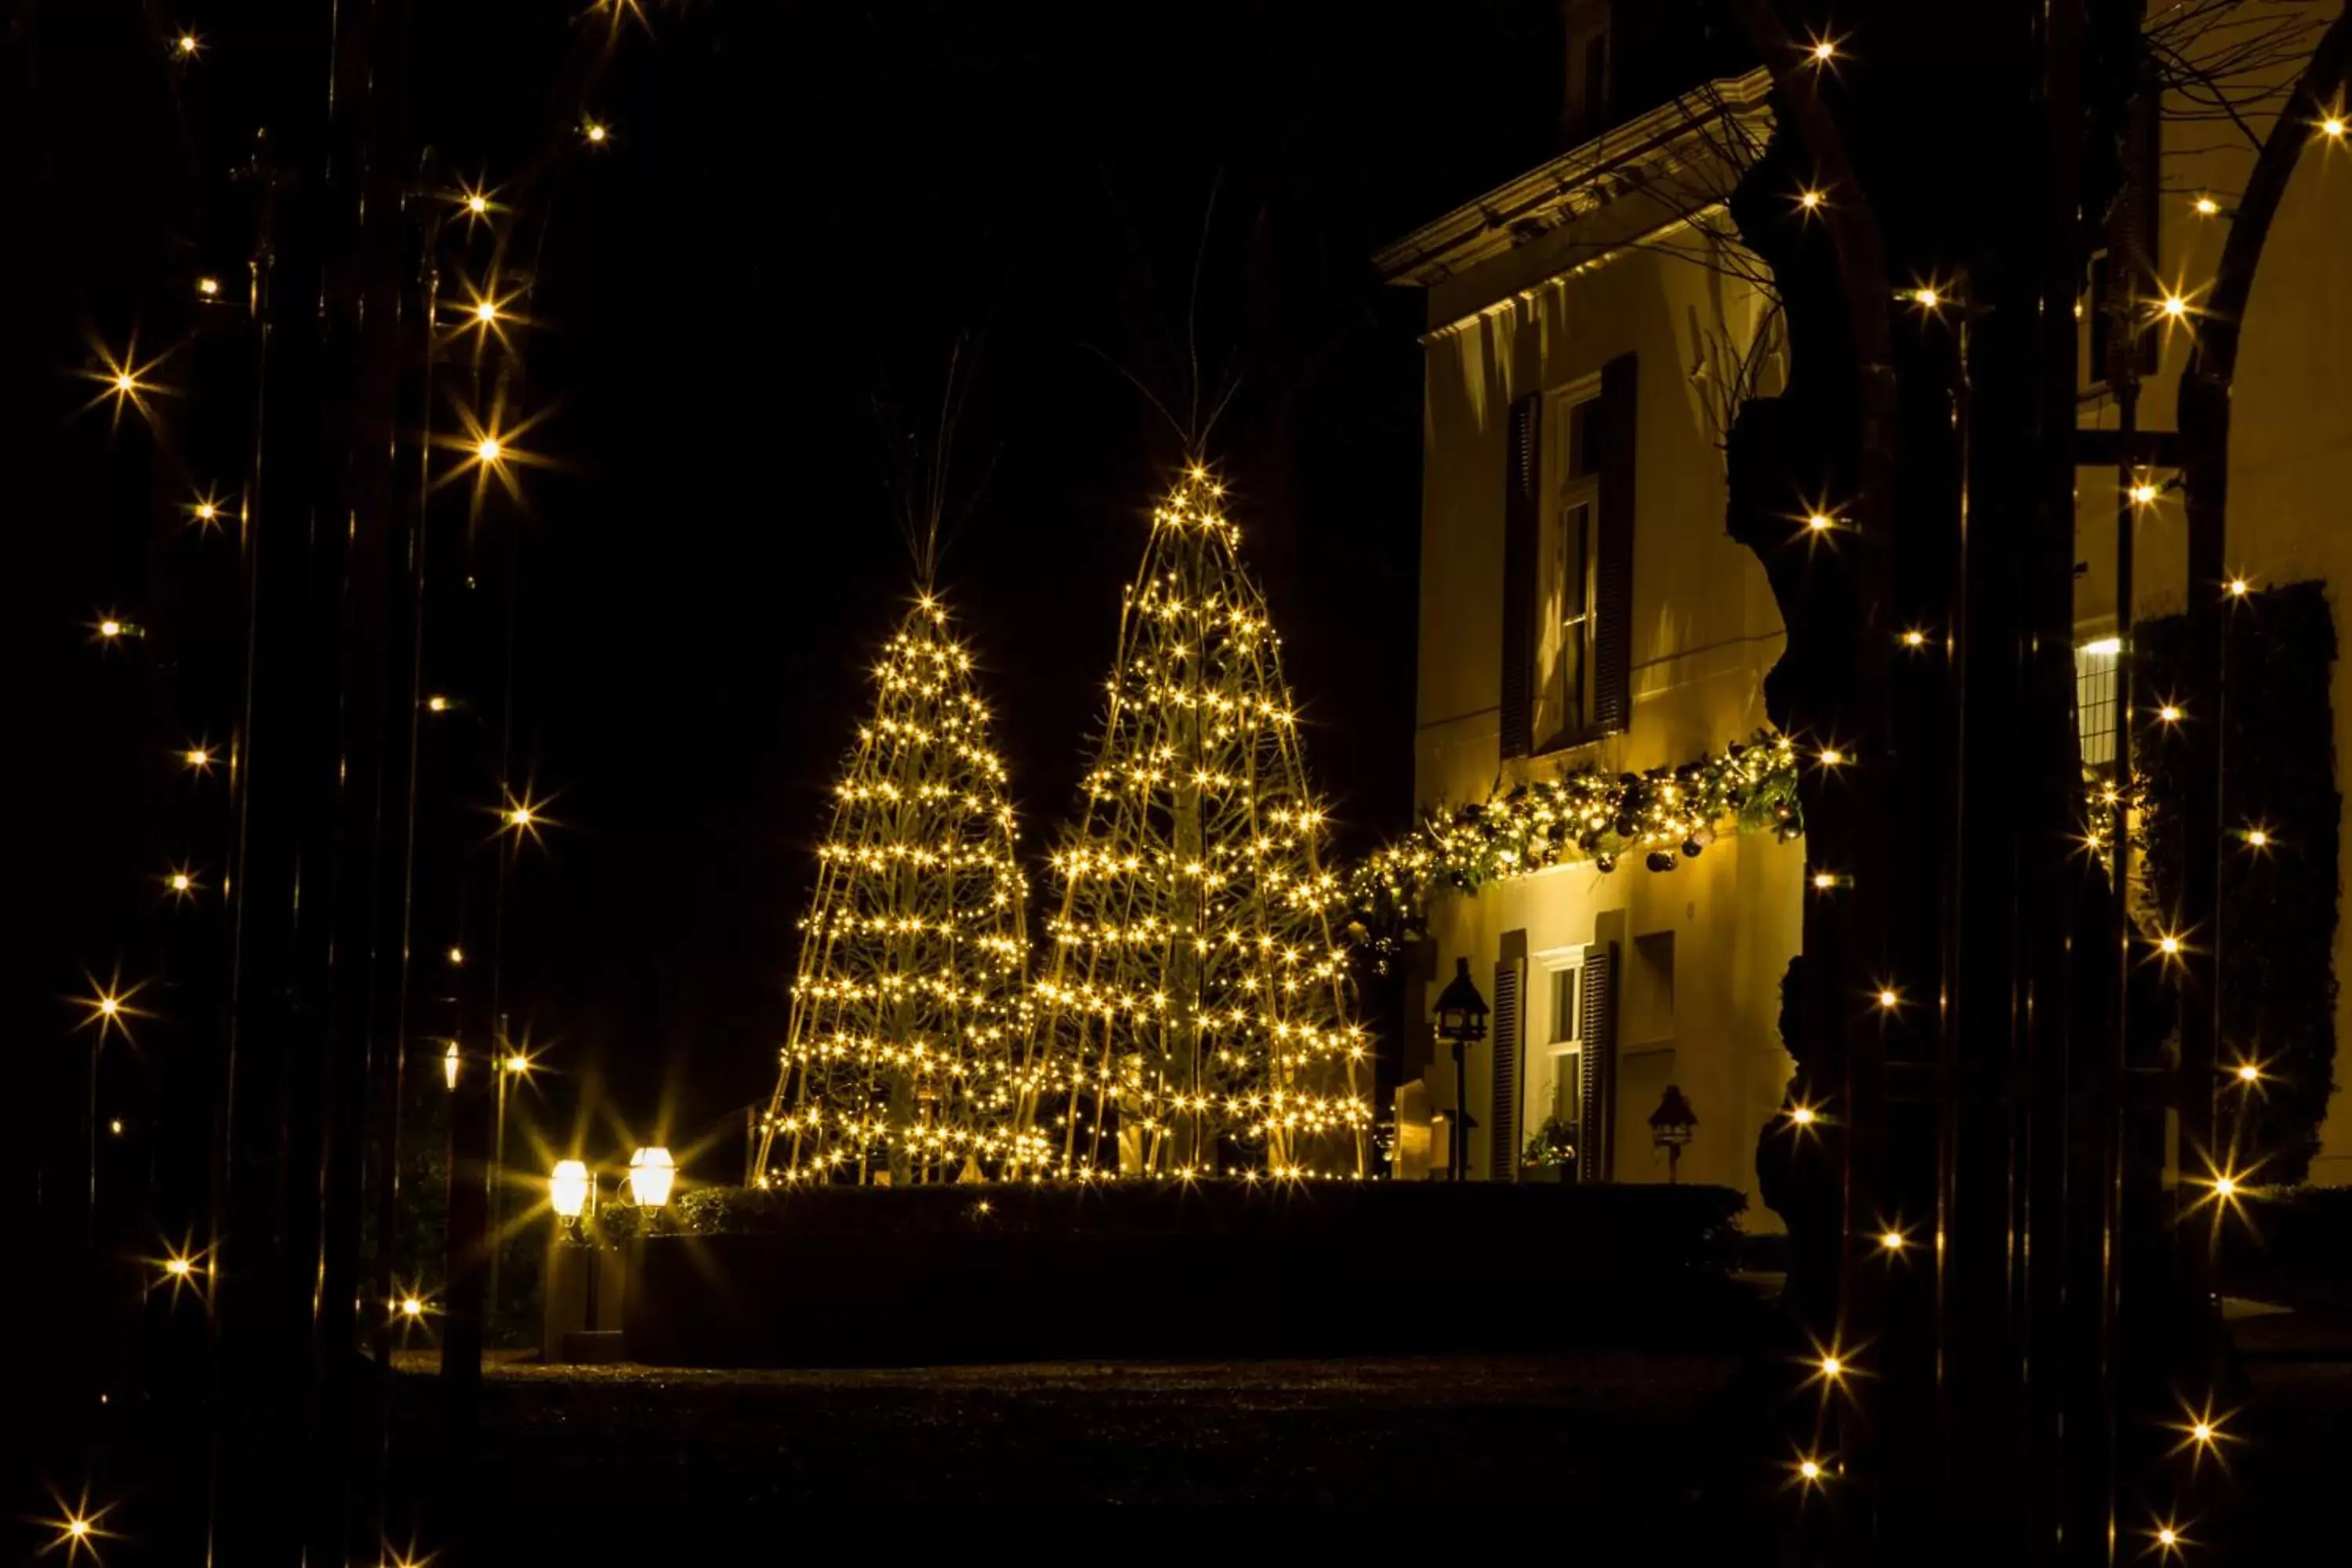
1432 956 1489 1045
627 1146 676 1208
551 1159 591 1219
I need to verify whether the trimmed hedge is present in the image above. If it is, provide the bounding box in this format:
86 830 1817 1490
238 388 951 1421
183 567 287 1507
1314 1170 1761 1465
627 1181 1749 1367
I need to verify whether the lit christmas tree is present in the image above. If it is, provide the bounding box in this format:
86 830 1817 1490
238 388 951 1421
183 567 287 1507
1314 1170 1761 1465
1033 465 1370 1178
755 593 1038 1184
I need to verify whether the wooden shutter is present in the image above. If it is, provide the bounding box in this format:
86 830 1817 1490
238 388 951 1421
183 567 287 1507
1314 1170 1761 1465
1579 945 1617 1184
1490 960 1522 1182
1499 394 1540 759
1591 352 1639 736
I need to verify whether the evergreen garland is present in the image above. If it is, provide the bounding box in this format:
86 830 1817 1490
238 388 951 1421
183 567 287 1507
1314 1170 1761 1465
1349 728 1804 946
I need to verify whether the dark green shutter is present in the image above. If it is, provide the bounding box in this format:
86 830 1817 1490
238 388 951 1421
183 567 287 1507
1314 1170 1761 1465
1499 394 1540 759
1592 352 1639 735
1490 961 1521 1182
1580 945 1617 1183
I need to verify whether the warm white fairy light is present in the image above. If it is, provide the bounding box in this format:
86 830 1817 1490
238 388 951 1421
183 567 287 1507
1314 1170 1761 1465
2131 481 2159 505
1806 511 1833 532
1798 187 1824 211
176 31 201 57
2236 1062 2261 1083
1901 629 1927 648
1876 987 1900 1011
1029 468 1370 1178
2158 704 2183 724
756 593 1036 1184
2193 194 2220 216
1789 1104 1817 1127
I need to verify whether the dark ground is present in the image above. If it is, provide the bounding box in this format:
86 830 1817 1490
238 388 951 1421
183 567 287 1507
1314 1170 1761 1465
389 1349 1768 1537
376 1292 2350 1551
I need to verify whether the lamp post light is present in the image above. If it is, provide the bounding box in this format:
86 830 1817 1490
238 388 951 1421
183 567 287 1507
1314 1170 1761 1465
1433 957 1490 1182
1649 1084 1699 1184
627 1146 676 1209
550 1159 591 1232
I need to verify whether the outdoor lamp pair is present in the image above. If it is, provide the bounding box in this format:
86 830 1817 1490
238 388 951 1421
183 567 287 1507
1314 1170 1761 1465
550 1146 676 1223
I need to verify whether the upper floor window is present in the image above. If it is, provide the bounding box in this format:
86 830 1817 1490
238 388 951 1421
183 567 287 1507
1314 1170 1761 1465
1501 353 1639 758
1534 390 1602 750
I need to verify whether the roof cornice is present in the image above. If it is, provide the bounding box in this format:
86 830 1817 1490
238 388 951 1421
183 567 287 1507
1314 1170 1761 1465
1372 67 1777 288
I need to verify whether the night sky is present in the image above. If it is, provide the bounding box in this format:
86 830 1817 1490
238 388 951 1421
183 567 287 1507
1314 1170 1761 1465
10 2 1568 1174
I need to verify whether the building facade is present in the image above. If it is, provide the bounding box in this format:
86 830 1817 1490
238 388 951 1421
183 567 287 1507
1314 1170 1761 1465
2071 12 2352 1185
1374 63 1802 1214
1375 2 2350 1204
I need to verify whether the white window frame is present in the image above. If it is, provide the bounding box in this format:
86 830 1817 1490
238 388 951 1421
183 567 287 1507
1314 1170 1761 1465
1533 380 1602 754
1530 945 1590 1163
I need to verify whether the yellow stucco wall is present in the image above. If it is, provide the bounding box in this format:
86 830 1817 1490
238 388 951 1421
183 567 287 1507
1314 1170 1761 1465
1408 219 1802 1222
2075 26 2352 1185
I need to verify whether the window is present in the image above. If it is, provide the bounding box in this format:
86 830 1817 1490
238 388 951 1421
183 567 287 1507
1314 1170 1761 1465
2075 637 2121 770
1501 354 1635 759
1534 391 1602 750
1525 958 1585 1176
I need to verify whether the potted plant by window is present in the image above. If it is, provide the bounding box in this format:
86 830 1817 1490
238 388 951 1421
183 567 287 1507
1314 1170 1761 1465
1523 1117 1578 1181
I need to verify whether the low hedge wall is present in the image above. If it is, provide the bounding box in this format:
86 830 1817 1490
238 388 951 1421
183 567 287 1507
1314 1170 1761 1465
626 1181 1748 1367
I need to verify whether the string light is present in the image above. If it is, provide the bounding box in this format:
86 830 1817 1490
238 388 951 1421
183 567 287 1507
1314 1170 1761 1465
2235 1062 2261 1083
1798 187 1824 211
2131 481 2159 505
499 789 554 848
2321 115 2346 140
76 971 149 1044
176 31 201 57
184 746 213 770
446 946 464 965
1798 1457 1824 1481
1900 628 1927 648
1911 285 1942 310
2158 704 2183 724
1808 38 1836 64
1879 1228 1907 1251
2158 934 2183 956
1817 747 1846 768
1788 1104 1817 1127
2193 194 2220 216
97 618 126 640
1812 871 1837 891
1806 511 1833 532
2227 577 2249 597
401 1296 425 1319
1030 469 1370 1178
83 339 169 427
2161 293 2189 320
583 119 609 144
426 695 452 713
1876 987 1900 1011
756 593 1036 1183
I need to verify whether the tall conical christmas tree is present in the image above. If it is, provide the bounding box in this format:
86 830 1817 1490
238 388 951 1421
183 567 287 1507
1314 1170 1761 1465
755 593 1039 1184
1033 464 1370 1178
